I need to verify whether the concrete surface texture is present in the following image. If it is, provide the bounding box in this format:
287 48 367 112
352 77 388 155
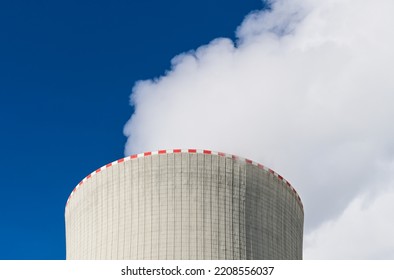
65 149 304 259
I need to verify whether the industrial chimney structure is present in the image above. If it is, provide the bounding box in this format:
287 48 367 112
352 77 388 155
65 149 304 259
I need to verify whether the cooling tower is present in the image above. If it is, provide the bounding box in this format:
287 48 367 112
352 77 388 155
65 149 304 259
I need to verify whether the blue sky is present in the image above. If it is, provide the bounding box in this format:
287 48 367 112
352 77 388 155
3 0 394 260
0 0 264 259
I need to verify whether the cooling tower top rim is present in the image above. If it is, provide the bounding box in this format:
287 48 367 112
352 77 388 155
65 149 303 212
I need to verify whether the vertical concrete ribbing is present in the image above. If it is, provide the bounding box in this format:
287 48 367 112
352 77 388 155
66 151 303 260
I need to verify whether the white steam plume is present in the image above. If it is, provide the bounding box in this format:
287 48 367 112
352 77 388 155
124 0 394 259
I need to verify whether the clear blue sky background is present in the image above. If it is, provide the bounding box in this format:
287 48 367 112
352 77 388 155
0 0 265 259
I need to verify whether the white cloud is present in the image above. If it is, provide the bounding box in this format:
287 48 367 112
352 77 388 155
305 180 394 259
124 0 394 259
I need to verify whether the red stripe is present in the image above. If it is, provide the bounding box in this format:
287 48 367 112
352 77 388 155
173 149 181 153
203 150 211 154
158 150 166 154
269 169 274 174
117 158 124 163
245 159 252 164
87 174 91 179
95 168 101 173
106 163 112 168
188 149 197 153
78 181 83 186
286 181 291 187
218 152 225 157
144 152 151 156
257 163 264 169
278 174 283 180
131 154 137 159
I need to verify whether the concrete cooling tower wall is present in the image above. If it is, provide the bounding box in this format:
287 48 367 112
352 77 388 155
65 149 304 259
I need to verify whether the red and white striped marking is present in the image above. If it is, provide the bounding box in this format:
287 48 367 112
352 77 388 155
66 149 304 211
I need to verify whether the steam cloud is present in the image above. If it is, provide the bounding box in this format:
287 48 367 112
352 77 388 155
124 0 394 259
